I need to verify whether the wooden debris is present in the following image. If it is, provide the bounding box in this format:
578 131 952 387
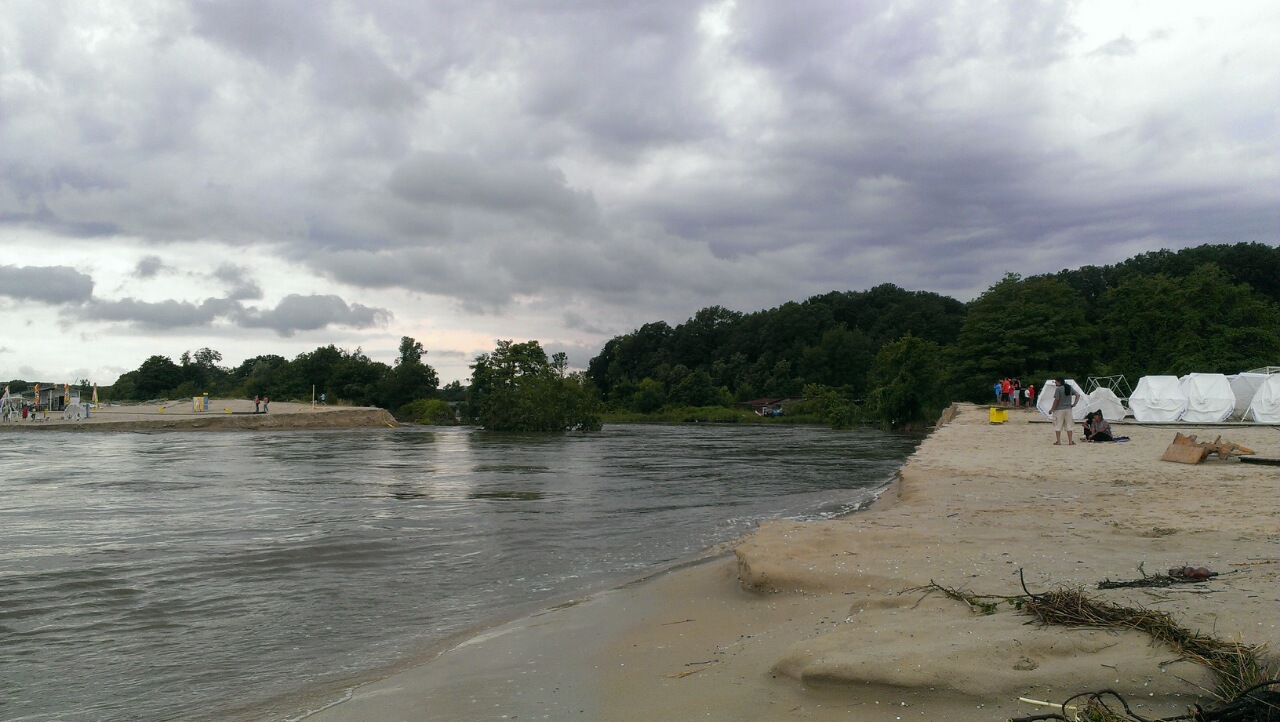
1161 432 1257 464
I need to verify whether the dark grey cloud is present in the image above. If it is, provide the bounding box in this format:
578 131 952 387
75 297 235 329
386 152 599 237
134 255 169 279
563 311 611 336
212 263 264 301
0 265 94 304
234 294 391 337
68 291 389 337
0 0 1275 339
190 0 418 111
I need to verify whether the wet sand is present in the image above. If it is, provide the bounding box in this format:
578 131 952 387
0 398 395 431
285 404 1279 720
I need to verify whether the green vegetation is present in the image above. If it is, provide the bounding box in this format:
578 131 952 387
397 398 458 425
103 336 439 417
587 242 1280 430
18 242 1277 433
466 340 602 432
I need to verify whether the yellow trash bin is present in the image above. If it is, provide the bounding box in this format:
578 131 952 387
989 407 1008 424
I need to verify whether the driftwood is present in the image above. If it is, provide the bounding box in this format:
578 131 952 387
1162 433 1257 465
1098 563 1219 589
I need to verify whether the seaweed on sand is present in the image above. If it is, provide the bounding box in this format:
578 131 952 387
906 570 1278 721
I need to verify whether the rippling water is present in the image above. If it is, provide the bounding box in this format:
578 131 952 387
0 423 919 721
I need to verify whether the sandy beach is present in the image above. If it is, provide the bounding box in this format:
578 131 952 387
285 404 1279 722
0 398 396 431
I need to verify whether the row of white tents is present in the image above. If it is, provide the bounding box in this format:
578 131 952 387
1035 372 1280 423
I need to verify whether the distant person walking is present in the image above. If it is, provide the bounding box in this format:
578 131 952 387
1050 378 1076 445
254 396 261 413
263 397 270 414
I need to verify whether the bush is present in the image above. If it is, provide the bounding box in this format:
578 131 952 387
397 398 457 424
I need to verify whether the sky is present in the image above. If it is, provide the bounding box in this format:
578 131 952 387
2 1 1277 386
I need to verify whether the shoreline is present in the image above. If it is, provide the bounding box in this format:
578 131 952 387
279 403 1280 721
244 441 908 722
0 399 396 431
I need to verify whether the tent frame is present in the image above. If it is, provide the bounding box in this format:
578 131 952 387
1085 375 1133 401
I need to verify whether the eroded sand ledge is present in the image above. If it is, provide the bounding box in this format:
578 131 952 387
285 404 1278 722
0 399 396 431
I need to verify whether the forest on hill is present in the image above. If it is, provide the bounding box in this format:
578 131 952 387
586 242 1280 427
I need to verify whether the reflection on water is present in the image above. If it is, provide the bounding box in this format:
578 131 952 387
0 423 918 721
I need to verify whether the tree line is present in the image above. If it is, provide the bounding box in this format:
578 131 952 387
104 336 451 418
9 242 1276 431
587 242 1280 428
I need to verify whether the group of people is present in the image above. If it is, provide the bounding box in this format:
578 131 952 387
993 378 1036 408
254 396 270 414
1 402 47 422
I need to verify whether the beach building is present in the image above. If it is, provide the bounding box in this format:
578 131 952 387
36 386 79 412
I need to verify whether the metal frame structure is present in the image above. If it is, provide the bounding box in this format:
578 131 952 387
1084 375 1133 400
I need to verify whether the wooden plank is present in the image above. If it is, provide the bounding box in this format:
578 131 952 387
1162 443 1209 464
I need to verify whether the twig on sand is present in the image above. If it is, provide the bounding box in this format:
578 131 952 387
666 660 719 678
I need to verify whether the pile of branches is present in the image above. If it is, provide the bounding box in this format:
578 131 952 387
909 570 1278 721
1098 563 1219 590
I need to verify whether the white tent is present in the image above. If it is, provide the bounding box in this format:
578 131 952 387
1036 379 1088 420
1085 387 1127 422
1245 374 1280 423
1178 373 1235 423
1228 372 1268 419
1128 376 1187 422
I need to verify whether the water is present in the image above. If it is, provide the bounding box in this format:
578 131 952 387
0 423 919 721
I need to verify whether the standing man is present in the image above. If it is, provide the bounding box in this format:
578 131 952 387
1050 378 1076 445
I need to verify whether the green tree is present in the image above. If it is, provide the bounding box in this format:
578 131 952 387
866 335 946 429
468 340 602 432
1098 264 1280 376
377 336 439 408
438 380 467 403
630 377 667 413
130 355 184 398
952 274 1091 399
398 398 457 424
798 325 876 394
670 368 721 407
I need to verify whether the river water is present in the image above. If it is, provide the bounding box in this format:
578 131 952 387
0 423 919 721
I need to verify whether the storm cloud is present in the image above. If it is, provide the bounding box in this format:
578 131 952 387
0 265 94 304
234 294 391 337
70 291 390 337
1 1 1276 383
